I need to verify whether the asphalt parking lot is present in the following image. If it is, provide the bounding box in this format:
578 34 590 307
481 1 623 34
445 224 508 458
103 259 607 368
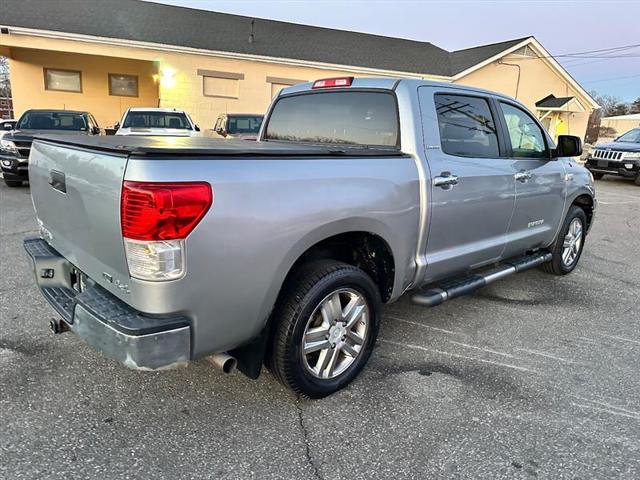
1 177 638 479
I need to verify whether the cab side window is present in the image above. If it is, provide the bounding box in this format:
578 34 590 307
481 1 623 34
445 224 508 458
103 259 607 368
499 103 547 158
435 94 499 158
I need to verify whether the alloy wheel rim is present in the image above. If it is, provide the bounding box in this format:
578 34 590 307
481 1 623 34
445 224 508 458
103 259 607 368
301 288 368 379
562 218 583 267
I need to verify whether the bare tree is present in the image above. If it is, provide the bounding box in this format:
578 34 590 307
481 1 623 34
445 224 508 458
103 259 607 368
585 91 637 143
0 56 11 98
0 56 13 119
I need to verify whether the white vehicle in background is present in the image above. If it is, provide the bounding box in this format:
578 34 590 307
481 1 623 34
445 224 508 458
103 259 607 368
114 108 201 136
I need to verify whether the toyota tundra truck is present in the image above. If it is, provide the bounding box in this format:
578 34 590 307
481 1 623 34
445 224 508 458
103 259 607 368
24 77 595 398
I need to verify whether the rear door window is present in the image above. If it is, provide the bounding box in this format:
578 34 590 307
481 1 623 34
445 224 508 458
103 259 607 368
499 102 548 158
123 112 191 129
228 116 263 134
435 94 500 158
264 91 399 147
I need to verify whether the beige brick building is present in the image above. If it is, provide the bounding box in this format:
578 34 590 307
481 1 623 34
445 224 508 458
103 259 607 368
1 0 598 139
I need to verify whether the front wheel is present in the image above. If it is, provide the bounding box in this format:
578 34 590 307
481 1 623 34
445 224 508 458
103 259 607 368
267 260 381 398
592 172 604 180
634 174 640 186
541 205 587 275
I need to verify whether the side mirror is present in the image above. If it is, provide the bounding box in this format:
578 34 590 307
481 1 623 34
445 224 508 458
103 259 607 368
554 135 582 158
3 123 13 131
114 122 120 130
216 127 226 136
194 124 200 132
92 126 101 135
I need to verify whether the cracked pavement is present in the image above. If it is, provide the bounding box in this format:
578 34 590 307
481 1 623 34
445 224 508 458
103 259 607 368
1 177 639 479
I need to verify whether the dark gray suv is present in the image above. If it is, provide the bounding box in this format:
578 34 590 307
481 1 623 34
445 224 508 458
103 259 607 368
585 128 640 185
0 109 101 187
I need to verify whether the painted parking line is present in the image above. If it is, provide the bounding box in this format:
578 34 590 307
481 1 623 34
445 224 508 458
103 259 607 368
379 338 540 374
598 200 640 205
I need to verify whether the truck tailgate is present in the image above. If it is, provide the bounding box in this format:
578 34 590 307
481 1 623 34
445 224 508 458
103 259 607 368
29 139 131 300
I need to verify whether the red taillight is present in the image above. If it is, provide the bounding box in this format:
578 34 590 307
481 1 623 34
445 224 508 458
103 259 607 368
121 181 213 241
312 77 354 89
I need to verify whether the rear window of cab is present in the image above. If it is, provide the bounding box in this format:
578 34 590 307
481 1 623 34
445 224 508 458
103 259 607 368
264 91 399 147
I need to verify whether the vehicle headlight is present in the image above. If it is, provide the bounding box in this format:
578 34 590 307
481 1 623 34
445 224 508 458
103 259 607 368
0 139 18 153
624 152 640 159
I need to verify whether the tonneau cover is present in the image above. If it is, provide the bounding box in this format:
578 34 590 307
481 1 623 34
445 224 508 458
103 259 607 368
33 135 405 157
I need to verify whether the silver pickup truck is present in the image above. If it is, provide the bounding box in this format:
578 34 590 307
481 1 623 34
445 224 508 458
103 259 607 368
24 77 595 398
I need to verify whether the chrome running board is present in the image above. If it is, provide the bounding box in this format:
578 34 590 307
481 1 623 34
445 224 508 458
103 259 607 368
411 252 552 307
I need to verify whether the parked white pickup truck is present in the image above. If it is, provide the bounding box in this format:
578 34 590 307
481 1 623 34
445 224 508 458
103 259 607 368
25 77 595 397
114 107 201 137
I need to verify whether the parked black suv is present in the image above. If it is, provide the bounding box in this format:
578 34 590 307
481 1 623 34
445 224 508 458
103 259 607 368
585 128 640 186
1 109 101 187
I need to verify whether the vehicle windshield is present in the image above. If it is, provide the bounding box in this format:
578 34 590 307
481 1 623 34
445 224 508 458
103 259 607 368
17 111 87 131
123 111 192 129
264 91 399 147
616 128 640 143
227 116 263 134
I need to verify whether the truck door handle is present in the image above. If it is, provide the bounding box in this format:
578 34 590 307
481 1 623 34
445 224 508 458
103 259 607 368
433 173 459 188
515 171 532 182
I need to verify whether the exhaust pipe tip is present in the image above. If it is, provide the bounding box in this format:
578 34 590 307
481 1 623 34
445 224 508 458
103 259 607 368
207 353 237 374
49 318 69 334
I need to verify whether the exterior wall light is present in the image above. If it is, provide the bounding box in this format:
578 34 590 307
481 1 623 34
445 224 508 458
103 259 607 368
160 68 176 89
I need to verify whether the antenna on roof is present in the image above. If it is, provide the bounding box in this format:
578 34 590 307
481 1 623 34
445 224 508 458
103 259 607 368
249 19 255 44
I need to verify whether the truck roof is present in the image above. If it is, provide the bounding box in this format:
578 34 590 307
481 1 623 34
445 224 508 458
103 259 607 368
22 109 90 115
126 107 188 113
280 76 517 103
33 134 406 157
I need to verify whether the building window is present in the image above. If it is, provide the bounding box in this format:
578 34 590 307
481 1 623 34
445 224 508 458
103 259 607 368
109 74 139 97
44 68 82 93
197 69 244 98
203 76 239 98
267 76 305 98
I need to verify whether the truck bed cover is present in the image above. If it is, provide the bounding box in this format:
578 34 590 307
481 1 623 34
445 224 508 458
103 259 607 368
33 135 405 157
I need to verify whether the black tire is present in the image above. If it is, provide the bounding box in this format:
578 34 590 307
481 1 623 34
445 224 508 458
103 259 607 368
266 260 381 398
592 172 604 180
3 178 22 187
540 205 587 275
634 174 640 186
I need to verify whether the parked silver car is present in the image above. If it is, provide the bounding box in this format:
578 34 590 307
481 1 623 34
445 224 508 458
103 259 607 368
24 77 595 397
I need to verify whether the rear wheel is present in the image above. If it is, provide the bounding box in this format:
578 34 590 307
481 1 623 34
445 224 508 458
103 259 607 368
592 172 604 180
541 205 587 275
267 260 381 398
3 178 22 187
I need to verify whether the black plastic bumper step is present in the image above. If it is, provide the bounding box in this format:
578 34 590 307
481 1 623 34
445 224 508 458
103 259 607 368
411 252 552 307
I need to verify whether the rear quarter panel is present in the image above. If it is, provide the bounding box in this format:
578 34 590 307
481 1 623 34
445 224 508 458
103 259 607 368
124 155 420 356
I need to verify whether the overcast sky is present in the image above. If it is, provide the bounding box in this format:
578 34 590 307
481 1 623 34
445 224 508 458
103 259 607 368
150 0 639 102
